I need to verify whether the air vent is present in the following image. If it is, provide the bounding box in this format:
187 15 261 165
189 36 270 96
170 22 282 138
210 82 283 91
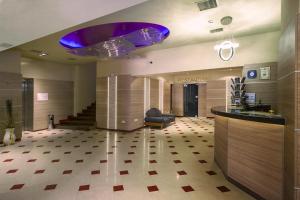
0 42 13 48
210 28 223 33
196 0 218 11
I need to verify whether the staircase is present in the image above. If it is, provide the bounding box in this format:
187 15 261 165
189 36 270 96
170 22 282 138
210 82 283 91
56 102 96 130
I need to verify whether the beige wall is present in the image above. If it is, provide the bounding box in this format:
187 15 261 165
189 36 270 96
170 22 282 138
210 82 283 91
21 58 74 81
21 58 97 116
97 31 279 77
150 78 159 109
198 83 207 117
163 82 171 114
0 50 21 73
206 80 227 118
0 50 22 142
73 63 96 115
33 79 73 130
171 84 184 116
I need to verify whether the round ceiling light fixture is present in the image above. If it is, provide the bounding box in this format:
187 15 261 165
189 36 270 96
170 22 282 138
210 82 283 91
214 40 239 61
59 22 170 58
220 16 233 26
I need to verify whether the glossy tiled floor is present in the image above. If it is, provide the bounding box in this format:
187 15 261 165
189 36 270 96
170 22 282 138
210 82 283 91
0 117 254 200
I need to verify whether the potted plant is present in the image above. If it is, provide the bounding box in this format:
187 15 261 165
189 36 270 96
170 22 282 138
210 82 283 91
3 100 16 145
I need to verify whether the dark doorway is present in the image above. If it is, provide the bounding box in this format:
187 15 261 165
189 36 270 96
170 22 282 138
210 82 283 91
22 78 33 131
184 84 198 117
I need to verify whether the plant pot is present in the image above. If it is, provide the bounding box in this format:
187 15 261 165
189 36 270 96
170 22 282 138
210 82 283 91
3 128 15 145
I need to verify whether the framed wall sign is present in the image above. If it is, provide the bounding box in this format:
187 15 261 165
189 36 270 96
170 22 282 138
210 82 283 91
259 66 271 80
37 93 48 101
247 70 257 79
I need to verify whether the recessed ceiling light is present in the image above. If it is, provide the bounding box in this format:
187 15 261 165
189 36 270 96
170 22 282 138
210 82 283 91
208 20 214 24
39 52 48 57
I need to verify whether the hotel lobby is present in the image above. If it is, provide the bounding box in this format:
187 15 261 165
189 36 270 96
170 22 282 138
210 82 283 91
0 0 298 199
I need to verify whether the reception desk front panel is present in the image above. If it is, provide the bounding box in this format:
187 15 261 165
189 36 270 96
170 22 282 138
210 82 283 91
213 108 284 200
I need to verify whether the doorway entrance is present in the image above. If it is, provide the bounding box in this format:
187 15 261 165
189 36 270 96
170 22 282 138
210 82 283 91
184 84 198 117
22 78 33 131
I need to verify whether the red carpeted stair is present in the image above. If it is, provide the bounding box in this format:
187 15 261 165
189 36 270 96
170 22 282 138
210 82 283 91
56 102 96 130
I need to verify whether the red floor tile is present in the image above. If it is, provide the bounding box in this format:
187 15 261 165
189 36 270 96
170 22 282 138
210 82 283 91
91 170 100 175
148 171 158 175
27 159 36 162
79 185 90 191
199 160 207 164
124 160 132 163
206 171 217 175
34 170 45 174
100 160 107 163
10 184 24 190
177 171 187 175
63 170 72 175
149 160 157 163
147 185 159 192
113 185 124 192
76 159 84 163
182 185 194 192
44 184 57 191
7 169 18 174
3 159 13 162
217 186 231 192
174 160 182 164
51 159 60 163
120 170 129 175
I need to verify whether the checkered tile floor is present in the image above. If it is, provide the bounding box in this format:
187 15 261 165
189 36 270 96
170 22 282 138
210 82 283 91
0 117 254 200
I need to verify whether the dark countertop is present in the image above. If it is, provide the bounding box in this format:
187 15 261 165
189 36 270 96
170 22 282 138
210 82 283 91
211 106 285 125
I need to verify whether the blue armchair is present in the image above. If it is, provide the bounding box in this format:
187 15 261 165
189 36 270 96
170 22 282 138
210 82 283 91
144 108 176 129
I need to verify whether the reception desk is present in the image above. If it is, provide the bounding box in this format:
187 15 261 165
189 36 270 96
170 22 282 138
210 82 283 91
211 107 285 200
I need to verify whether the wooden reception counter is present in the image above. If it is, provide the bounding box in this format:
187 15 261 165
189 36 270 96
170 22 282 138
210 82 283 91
211 107 285 200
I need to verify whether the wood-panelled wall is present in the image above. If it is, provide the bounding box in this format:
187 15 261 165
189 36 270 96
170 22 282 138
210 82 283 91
243 62 278 111
171 84 184 116
150 78 159 109
117 75 144 131
96 77 108 129
278 12 298 200
96 75 144 131
215 116 284 200
228 119 284 200
206 80 226 117
33 79 73 130
0 72 22 141
163 82 171 113
198 83 207 117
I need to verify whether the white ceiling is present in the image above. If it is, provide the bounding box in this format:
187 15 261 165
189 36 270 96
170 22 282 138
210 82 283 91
0 0 148 51
16 0 281 64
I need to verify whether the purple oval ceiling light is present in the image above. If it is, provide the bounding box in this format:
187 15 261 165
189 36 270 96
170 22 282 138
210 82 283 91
59 22 170 58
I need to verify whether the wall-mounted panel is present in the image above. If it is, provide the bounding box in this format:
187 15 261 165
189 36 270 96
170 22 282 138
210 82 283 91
206 80 226 117
198 83 207 117
150 78 159 109
171 84 184 116
163 82 171 113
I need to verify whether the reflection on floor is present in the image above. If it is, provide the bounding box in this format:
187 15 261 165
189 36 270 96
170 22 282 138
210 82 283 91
0 117 254 200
